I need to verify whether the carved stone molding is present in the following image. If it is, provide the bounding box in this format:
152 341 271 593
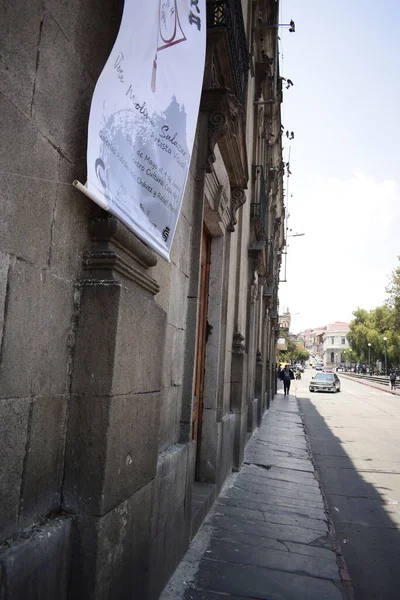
258 274 267 287
263 285 273 298
263 289 273 318
227 188 246 232
250 281 260 304
256 351 263 365
251 255 262 283
83 215 160 296
248 245 267 304
232 331 245 354
201 87 248 190
269 309 278 323
206 110 229 172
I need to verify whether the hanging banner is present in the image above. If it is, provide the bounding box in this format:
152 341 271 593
80 0 206 261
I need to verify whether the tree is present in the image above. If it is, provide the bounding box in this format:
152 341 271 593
386 256 400 331
347 308 373 363
292 347 310 362
347 259 400 369
347 305 400 367
278 330 309 363
342 347 357 364
279 341 297 364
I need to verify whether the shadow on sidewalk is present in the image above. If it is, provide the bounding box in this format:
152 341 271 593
299 397 400 600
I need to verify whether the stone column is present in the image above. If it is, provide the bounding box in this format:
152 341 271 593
247 249 263 432
63 216 167 600
231 331 248 470
197 235 226 485
246 295 257 432
255 278 267 425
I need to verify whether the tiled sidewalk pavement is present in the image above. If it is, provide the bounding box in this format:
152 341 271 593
160 392 352 600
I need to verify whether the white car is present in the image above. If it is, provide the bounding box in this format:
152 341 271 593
309 372 341 393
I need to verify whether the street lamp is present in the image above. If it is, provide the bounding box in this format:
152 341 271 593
368 343 371 370
264 20 296 32
280 234 306 283
343 350 347 370
383 336 388 375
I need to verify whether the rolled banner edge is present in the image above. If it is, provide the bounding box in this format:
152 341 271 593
73 180 109 211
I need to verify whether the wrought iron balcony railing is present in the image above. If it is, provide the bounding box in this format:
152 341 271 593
207 0 249 106
250 165 268 240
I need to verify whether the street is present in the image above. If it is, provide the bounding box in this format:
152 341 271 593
296 370 400 600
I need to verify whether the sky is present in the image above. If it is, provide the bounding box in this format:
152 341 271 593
278 0 400 333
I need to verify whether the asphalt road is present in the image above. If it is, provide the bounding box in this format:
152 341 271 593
295 369 400 600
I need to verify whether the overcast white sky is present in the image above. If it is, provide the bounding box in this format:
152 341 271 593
278 0 400 333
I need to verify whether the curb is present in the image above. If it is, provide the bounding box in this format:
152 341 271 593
296 396 355 600
340 374 400 396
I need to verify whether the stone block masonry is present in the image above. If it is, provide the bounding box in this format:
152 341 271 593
1 0 287 597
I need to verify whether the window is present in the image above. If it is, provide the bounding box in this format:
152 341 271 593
330 337 335 344
341 338 346 345
330 351 334 363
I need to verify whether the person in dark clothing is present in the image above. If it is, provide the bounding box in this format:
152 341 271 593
280 364 295 395
390 370 397 391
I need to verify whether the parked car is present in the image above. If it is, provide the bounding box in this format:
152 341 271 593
315 365 323 371
309 372 341 393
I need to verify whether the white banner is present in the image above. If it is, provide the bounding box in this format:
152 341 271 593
83 0 206 261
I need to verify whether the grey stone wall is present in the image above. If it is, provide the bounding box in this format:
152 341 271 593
147 125 208 597
0 1 283 598
0 0 122 596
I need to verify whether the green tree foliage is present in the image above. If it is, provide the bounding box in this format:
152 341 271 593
279 329 309 363
348 261 400 367
386 256 400 331
279 342 296 364
342 347 357 364
292 347 310 362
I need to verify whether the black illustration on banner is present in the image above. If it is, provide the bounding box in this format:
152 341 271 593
152 0 187 92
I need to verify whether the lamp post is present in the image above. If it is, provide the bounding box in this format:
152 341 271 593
264 20 296 32
383 336 388 375
280 234 306 283
368 343 371 371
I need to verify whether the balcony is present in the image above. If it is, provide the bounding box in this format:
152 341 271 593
250 165 268 240
206 0 249 106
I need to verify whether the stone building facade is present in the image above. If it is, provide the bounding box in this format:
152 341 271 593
300 326 327 357
0 1 285 598
322 322 350 365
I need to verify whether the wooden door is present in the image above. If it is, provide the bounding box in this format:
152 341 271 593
192 226 211 447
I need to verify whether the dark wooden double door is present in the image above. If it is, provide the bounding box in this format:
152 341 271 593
192 226 211 458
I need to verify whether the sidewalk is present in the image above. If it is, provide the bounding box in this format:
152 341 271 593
160 392 352 600
340 373 400 395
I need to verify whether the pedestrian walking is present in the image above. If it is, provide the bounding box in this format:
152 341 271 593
280 364 294 396
389 370 396 391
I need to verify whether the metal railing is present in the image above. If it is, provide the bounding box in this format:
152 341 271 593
340 372 399 391
207 0 249 106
